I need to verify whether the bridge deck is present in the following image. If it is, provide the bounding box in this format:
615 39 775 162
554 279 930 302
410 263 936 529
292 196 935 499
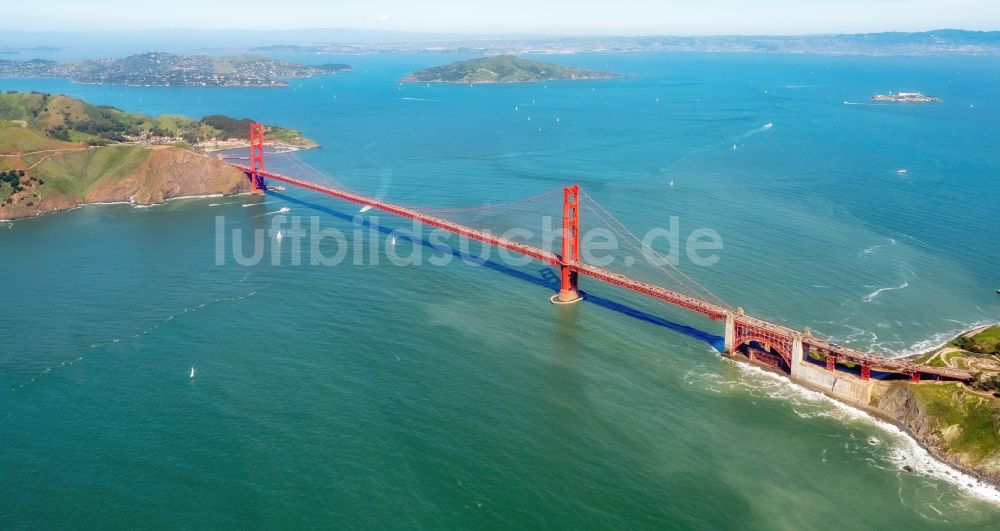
236 166 972 381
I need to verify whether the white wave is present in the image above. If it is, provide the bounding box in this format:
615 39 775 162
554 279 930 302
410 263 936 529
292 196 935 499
726 361 1000 505
892 320 999 358
863 281 909 302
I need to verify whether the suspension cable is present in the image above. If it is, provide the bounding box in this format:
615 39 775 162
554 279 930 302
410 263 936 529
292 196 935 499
582 191 732 309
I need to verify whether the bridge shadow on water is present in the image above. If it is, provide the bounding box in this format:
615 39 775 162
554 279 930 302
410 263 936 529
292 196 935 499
269 192 725 352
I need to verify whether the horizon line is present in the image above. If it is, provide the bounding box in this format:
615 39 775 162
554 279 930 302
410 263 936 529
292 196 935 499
4 27 999 39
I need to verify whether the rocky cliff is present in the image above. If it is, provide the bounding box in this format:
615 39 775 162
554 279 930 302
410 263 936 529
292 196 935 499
871 381 1000 485
0 144 248 220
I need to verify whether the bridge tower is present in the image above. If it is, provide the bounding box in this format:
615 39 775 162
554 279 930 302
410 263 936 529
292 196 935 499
553 185 583 304
249 123 266 194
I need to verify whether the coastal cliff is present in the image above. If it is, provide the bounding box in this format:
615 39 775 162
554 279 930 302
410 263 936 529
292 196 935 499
737 324 1000 486
870 381 1000 485
0 92 318 220
0 129 249 220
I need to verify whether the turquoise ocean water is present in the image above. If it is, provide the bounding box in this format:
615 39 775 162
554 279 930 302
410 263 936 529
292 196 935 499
2 53 1000 528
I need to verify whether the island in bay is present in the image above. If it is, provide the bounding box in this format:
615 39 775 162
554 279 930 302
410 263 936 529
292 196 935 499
0 91 315 219
401 55 618 84
872 91 942 103
0 52 351 87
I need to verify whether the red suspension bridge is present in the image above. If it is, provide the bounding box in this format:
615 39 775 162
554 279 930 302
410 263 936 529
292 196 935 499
234 124 971 384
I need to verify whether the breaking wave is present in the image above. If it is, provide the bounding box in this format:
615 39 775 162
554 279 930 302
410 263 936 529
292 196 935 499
686 360 1000 506
863 281 909 302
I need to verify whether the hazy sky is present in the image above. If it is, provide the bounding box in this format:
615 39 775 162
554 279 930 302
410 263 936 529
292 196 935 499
8 0 999 35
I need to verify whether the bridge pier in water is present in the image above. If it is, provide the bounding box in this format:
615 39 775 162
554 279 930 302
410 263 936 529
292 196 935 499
552 185 583 305
234 123 971 388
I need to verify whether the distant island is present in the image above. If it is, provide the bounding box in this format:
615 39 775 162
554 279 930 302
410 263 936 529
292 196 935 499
872 92 942 103
0 52 351 87
0 91 314 219
401 55 618 84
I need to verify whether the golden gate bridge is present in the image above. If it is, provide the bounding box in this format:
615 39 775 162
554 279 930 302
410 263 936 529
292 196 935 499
233 123 971 384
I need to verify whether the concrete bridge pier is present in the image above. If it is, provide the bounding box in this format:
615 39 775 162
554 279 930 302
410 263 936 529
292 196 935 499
790 335 804 379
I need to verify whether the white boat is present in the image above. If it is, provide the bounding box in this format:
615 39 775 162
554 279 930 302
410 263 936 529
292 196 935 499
276 230 284 240
897 169 908 175
360 205 372 213
189 367 196 378
390 236 396 245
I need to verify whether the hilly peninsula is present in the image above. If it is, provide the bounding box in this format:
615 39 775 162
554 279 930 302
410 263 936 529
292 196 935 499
402 55 618 84
0 52 351 87
0 91 311 219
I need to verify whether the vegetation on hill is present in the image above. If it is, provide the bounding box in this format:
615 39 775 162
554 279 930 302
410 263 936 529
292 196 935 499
0 91 317 219
870 380 1000 484
0 91 312 146
953 326 1000 356
402 55 618 84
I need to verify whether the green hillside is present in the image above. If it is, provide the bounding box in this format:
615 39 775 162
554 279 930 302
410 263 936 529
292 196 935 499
0 91 312 146
0 92 316 218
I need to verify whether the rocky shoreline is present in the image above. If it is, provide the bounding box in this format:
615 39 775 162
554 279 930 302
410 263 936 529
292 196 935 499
730 322 1000 491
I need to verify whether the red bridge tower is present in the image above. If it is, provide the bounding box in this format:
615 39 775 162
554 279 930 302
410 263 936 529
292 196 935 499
553 185 583 304
249 123 266 194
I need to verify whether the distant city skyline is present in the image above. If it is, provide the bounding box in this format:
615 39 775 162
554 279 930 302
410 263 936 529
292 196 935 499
7 0 1000 35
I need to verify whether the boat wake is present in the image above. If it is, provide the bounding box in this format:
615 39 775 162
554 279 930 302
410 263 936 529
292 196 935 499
734 122 775 141
9 287 258 392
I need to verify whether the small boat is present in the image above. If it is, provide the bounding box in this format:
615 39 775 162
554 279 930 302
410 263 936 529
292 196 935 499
360 205 372 213
866 436 880 446
189 367 196 378
390 236 396 245
897 169 908 175
668 180 674 187
276 230 284 241
995 289 1000 294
